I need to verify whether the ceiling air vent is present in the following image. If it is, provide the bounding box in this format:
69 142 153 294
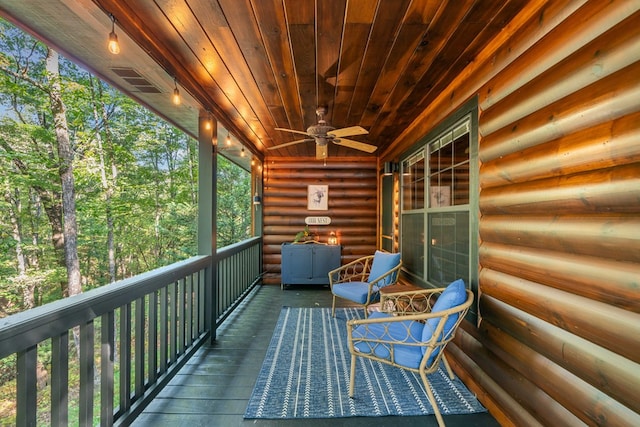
110 67 161 94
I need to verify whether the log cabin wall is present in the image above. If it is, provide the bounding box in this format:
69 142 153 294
261 157 377 285
388 1 640 426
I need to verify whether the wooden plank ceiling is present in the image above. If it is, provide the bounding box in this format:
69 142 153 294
2 0 529 162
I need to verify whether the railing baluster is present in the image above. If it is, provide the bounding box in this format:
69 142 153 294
178 279 185 353
1 238 261 426
198 270 205 334
119 304 131 412
79 321 94 425
160 286 168 373
169 281 177 364
148 291 158 383
135 297 145 396
51 331 68 427
101 311 114 427
16 345 37 427
186 275 193 346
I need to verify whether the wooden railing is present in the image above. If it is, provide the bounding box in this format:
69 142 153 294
0 236 262 426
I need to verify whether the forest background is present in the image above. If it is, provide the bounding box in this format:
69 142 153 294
0 18 251 422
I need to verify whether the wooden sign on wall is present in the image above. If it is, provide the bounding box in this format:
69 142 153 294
305 216 331 225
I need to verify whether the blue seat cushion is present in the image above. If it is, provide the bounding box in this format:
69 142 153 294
367 251 401 287
332 282 379 304
422 279 467 358
352 312 424 369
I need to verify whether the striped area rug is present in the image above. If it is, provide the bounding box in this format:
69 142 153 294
244 307 486 419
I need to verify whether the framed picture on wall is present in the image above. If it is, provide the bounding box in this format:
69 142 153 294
308 185 328 210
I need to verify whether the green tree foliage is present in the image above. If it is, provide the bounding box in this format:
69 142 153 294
0 17 251 311
217 155 251 247
0 18 252 424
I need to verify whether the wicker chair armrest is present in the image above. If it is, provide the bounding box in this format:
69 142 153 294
379 288 442 315
328 255 374 285
367 261 403 288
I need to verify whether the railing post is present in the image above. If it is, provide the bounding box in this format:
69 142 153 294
51 332 69 426
198 112 217 343
100 311 114 427
16 345 37 427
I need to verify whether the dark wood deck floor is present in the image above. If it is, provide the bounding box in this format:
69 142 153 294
132 284 500 427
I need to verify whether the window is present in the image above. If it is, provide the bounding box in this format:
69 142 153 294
400 102 478 319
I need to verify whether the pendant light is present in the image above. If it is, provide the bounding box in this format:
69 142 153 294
172 79 181 105
108 15 120 55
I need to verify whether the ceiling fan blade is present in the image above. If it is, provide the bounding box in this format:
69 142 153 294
332 138 377 153
267 138 313 150
316 144 328 159
275 127 310 137
328 126 368 138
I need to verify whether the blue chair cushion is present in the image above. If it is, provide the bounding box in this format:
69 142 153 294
352 312 424 369
367 251 401 287
421 279 467 358
332 282 379 304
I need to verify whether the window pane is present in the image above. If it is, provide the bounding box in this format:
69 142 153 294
401 213 424 277
402 152 425 210
428 212 469 286
452 131 470 205
429 128 469 208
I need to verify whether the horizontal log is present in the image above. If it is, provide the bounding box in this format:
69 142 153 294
448 332 547 427
479 61 640 162
480 214 640 263
264 157 376 170
479 243 640 312
480 111 640 188
454 326 562 427
478 0 636 111
479 163 640 215
479 268 640 364
264 187 376 199
263 196 376 208
262 239 375 253
265 168 377 180
264 177 377 188
478 238 640 329
481 296 640 413
263 216 376 227
263 206 377 217
263 225 376 236
480 11 640 136
479 317 640 426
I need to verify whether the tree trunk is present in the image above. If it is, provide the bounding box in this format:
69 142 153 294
89 75 118 283
45 48 81 300
4 185 35 309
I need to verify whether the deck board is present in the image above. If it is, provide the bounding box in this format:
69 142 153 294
131 285 500 426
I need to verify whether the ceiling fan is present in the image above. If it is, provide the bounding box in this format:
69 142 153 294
269 107 377 159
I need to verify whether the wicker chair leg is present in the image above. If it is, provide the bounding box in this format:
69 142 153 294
349 354 357 398
421 371 445 427
331 295 336 317
441 354 455 380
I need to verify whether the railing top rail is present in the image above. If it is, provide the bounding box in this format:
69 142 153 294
0 255 211 359
216 236 262 259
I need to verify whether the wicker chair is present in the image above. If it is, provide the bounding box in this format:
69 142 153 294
328 251 402 318
346 279 474 427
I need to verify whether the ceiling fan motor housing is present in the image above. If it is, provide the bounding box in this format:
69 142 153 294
307 123 335 138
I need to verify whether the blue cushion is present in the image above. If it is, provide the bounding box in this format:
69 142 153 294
352 312 424 369
421 279 467 359
332 282 379 304
367 251 401 287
